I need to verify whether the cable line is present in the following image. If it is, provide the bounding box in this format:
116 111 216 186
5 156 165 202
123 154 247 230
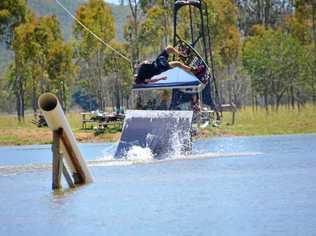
55 0 132 65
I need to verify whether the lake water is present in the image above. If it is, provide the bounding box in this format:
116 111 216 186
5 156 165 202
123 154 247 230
0 134 316 236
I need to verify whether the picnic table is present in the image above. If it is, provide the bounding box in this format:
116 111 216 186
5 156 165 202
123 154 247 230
81 111 125 130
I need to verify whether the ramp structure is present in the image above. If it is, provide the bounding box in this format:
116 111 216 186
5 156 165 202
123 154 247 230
114 110 193 159
132 67 203 92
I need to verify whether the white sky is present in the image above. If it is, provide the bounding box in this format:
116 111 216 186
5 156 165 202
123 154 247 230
104 0 120 5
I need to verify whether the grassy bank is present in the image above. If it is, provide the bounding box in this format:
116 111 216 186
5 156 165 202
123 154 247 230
0 113 121 146
0 104 315 146
204 104 316 137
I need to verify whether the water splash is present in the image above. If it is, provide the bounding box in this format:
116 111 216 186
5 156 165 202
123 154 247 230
0 151 263 176
114 110 193 158
124 145 154 162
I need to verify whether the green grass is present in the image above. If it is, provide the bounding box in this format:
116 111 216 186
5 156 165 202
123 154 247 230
0 104 315 146
0 112 122 145
0 112 84 130
67 112 84 131
207 104 316 136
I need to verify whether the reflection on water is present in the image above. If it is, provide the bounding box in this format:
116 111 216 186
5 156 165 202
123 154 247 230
1 134 316 235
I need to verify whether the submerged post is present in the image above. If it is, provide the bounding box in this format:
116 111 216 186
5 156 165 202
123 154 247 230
52 128 75 190
38 93 93 190
52 129 63 190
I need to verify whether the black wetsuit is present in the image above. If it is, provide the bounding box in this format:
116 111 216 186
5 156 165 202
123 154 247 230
153 49 171 74
136 49 171 84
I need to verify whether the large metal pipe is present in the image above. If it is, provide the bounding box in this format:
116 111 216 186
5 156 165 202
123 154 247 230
38 93 93 184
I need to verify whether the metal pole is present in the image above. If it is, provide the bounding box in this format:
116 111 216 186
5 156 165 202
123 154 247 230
189 5 195 45
199 2 208 64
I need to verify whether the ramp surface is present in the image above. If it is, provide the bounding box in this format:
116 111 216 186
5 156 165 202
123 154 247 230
114 110 193 159
132 67 202 91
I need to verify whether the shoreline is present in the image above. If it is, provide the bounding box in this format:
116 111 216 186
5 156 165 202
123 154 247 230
1 105 316 146
0 128 315 147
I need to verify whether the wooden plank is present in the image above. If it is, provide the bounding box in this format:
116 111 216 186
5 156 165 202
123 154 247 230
52 129 63 190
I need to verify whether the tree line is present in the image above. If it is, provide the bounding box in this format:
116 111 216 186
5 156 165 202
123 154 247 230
124 0 315 111
0 0 315 121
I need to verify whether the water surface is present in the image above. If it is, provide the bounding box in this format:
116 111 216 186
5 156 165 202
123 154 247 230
0 134 316 236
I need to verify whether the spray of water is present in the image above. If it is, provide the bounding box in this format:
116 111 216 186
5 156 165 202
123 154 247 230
0 150 263 176
125 146 154 161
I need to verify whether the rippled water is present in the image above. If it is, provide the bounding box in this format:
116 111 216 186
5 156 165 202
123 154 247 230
0 134 316 235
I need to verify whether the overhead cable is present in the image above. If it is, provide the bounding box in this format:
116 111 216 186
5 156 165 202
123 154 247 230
55 0 132 65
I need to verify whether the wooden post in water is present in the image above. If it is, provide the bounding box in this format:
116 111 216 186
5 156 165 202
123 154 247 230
52 128 75 190
39 93 93 187
52 129 62 190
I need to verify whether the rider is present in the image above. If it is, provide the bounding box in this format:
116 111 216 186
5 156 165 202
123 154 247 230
134 45 203 84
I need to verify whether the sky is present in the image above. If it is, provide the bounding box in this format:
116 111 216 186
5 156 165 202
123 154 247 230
104 0 120 5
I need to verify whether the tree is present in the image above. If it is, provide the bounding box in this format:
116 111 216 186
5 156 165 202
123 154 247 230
290 0 316 103
0 0 27 45
12 19 35 119
300 44 316 104
47 41 77 111
103 40 133 111
10 13 76 117
237 0 294 35
206 0 241 69
138 6 171 54
243 29 309 110
74 0 116 110
139 0 172 47
0 0 29 121
126 0 142 63
33 15 65 97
